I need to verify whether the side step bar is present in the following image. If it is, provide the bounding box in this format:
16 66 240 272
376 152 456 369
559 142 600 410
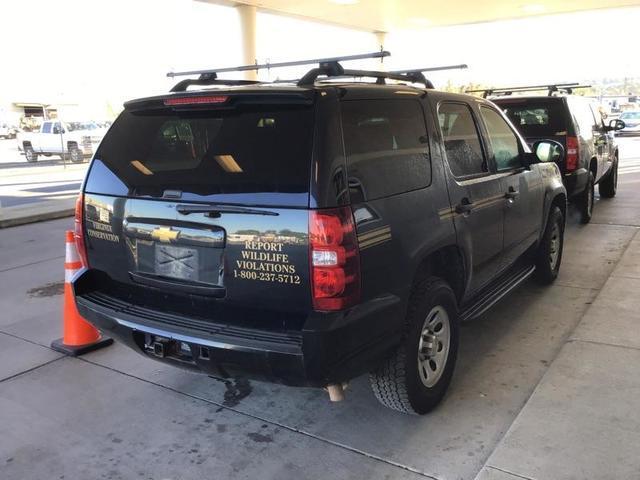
460 264 535 322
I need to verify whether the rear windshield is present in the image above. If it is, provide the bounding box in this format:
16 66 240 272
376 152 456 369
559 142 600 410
494 99 567 137
85 104 314 207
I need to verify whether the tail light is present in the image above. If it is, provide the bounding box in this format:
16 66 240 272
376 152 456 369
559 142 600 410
309 207 360 311
566 136 579 172
74 194 89 268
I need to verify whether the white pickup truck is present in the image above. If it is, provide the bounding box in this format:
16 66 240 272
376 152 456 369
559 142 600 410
18 120 107 163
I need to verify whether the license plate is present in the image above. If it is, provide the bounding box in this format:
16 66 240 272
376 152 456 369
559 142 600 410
155 244 199 281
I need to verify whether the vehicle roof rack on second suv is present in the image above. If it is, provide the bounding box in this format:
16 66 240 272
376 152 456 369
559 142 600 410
467 83 591 98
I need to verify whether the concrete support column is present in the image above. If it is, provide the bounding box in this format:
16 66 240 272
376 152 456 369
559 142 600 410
374 31 387 71
236 4 257 80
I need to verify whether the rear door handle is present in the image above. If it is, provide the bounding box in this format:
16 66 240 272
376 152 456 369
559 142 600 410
505 187 519 200
455 198 474 214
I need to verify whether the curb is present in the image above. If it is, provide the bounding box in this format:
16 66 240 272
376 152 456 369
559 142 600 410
0 200 75 228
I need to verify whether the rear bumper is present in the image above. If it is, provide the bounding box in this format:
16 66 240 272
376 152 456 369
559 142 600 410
563 167 588 198
72 269 403 387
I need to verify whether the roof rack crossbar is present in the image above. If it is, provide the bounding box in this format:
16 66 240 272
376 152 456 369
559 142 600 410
167 51 389 78
391 64 468 74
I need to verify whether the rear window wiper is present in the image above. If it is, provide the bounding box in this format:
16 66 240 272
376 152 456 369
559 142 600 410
176 204 279 217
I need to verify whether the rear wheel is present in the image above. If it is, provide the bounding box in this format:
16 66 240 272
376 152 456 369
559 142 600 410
534 206 564 285
69 145 83 163
24 146 38 163
578 171 594 224
369 277 459 415
599 156 618 198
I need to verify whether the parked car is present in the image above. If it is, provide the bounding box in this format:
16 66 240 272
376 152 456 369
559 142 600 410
616 111 640 136
492 91 624 223
0 123 17 139
17 120 107 163
71 55 567 415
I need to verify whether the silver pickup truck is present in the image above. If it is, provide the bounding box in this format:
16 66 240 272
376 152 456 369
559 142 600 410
18 120 107 163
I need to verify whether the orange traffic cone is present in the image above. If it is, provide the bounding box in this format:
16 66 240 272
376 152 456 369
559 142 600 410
51 231 113 356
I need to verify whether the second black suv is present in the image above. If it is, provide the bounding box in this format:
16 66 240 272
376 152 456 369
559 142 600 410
490 87 624 223
71 53 567 414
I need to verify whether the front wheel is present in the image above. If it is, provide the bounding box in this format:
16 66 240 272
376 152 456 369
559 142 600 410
534 206 564 285
599 157 618 198
370 277 459 415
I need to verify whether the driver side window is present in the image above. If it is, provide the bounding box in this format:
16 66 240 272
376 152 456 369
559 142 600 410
480 107 521 171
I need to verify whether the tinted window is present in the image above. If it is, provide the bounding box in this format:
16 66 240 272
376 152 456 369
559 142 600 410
86 105 314 207
480 106 521 171
438 103 487 177
41 122 51 134
52 123 62 134
341 99 430 201
497 99 567 137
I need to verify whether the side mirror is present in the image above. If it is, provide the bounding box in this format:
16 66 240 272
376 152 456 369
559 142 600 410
532 140 564 164
607 119 625 131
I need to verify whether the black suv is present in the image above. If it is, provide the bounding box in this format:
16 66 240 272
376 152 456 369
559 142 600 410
72 53 567 414
488 85 624 223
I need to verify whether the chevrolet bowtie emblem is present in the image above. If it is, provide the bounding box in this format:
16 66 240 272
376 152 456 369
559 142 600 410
151 227 180 243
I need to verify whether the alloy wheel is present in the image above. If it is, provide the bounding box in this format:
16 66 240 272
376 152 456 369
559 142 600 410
418 305 451 388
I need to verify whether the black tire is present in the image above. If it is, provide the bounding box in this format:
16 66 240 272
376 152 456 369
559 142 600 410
533 206 564 285
69 145 83 163
599 156 618 198
578 171 594 224
24 146 38 163
370 277 459 415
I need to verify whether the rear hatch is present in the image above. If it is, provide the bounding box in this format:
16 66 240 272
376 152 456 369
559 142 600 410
493 97 571 169
81 92 316 328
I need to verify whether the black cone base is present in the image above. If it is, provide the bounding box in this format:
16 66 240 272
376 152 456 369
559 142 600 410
51 336 113 357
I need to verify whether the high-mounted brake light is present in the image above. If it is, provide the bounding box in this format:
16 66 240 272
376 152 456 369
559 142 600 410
164 95 228 106
566 136 579 172
74 194 89 268
309 207 360 311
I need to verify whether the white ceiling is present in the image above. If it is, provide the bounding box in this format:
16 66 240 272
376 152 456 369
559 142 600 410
203 0 640 32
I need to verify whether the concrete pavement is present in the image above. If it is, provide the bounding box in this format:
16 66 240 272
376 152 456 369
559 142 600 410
0 162 87 227
1 143 640 479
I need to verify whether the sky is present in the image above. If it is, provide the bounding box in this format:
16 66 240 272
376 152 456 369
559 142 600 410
1 0 639 116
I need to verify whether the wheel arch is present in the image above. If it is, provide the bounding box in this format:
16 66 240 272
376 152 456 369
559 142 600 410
412 245 467 303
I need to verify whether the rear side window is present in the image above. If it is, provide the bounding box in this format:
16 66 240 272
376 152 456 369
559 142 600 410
480 106 521 171
568 98 597 136
438 102 487 177
497 99 567 137
85 105 314 207
341 99 430 202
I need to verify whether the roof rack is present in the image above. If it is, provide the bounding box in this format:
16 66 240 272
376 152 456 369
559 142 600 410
467 83 591 98
167 51 390 92
302 67 436 88
313 63 468 89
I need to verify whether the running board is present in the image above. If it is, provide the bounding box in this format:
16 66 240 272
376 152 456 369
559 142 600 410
460 264 535 322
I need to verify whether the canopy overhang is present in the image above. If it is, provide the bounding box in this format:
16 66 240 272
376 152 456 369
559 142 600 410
201 0 640 32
